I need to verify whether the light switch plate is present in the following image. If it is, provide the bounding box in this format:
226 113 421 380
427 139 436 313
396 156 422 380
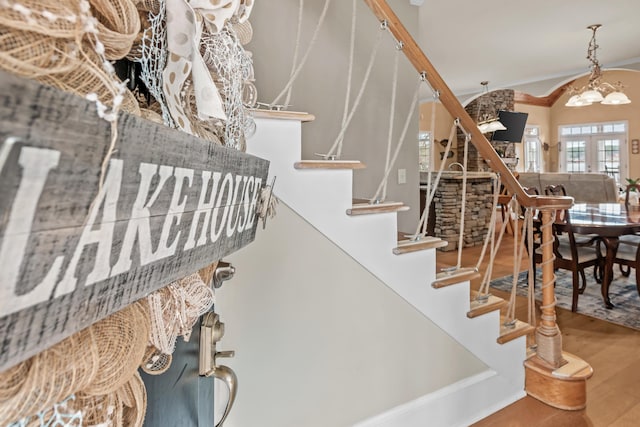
398 168 407 184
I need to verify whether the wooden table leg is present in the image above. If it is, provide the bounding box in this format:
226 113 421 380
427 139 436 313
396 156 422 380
599 236 619 309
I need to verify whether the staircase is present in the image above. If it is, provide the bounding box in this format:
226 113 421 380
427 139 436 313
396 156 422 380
245 110 527 426
225 1 590 423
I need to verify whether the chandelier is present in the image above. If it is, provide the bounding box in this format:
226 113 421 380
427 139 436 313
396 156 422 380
477 81 506 133
565 24 631 107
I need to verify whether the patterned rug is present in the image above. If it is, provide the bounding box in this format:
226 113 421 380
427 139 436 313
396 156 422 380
491 269 640 331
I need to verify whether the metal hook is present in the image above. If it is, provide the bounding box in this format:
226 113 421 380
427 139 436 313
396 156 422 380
315 152 339 161
261 176 277 229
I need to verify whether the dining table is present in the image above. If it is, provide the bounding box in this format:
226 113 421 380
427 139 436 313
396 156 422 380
565 202 640 308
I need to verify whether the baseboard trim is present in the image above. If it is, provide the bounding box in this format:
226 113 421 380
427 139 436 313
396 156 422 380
353 370 525 427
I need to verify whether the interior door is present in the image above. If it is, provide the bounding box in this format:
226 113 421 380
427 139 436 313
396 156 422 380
142 316 215 427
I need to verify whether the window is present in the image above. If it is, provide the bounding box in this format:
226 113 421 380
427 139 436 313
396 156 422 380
559 121 627 185
523 126 541 172
418 131 431 171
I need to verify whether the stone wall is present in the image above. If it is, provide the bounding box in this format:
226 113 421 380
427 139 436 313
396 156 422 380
460 89 515 171
431 173 495 252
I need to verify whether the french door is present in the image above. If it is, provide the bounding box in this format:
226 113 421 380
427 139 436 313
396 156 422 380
559 122 627 186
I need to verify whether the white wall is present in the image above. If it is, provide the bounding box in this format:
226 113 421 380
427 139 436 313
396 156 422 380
217 203 486 427
248 0 421 233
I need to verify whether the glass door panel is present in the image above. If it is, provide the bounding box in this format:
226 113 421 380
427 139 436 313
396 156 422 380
596 137 621 183
565 139 587 173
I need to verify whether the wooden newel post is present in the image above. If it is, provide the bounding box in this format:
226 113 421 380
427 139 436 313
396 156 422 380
535 208 564 368
524 205 592 411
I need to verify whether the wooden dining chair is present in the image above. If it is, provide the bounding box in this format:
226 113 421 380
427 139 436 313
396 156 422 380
607 240 640 298
544 184 567 197
549 209 603 311
611 183 640 279
544 184 596 246
539 186 603 311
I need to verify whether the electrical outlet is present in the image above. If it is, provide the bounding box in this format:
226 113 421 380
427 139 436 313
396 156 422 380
398 168 407 184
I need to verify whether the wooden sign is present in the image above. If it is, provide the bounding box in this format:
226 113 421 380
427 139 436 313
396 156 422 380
0 72 270 371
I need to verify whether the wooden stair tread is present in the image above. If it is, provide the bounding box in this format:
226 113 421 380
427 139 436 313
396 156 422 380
347 201 410 216
431 268 480 289
392 236 447 255
497 317 535 344
251 109 315 122
467 291 507 318
294 160 366 170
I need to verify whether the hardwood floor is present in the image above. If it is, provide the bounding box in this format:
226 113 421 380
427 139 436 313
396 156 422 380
434 223 640 427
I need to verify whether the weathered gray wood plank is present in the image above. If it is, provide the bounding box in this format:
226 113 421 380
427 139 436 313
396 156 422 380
0 71 270 371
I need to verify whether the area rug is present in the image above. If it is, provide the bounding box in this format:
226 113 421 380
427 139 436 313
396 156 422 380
491 269 640 331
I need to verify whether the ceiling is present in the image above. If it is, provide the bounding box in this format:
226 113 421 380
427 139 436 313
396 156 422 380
413 0 640 98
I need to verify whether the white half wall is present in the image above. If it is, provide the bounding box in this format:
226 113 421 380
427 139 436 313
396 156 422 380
216 203 487 427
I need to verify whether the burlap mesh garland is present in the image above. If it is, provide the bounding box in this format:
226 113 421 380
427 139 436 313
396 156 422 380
139 107 164 124
71 388 123 426
89 0 141 60
119 372 147 426
0 326 100 424
233 19 253 46
0 1 80 38
69 371 146 426
134 0 160 14
0 0 140 60
0 0 141 116
82 302 149 397
39 48 141 115
0 360 31 403
17 395 83 426
0 27 80 78
0 302 151 425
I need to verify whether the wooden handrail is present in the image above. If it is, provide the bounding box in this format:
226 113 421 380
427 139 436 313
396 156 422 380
362 0 572 211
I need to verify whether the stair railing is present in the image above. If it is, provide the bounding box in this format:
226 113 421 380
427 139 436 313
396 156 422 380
362 0 573 370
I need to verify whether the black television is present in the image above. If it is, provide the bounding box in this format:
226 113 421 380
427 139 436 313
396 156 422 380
490 110 528 143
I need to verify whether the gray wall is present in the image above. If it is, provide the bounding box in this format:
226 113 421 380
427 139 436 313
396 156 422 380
218 203 486 427
248 0 421 233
